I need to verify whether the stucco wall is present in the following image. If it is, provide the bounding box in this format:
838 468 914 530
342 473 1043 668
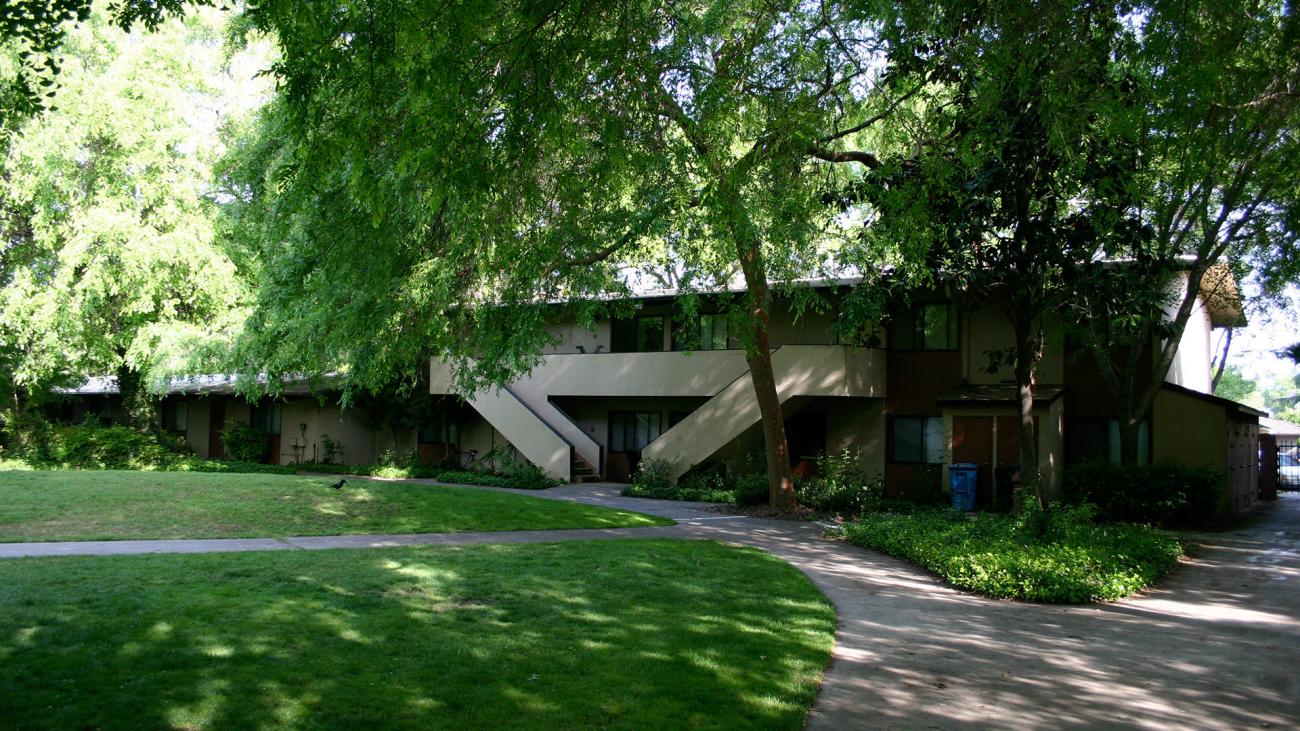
960 306 1064 386
1151 387 1228 473
1164 287 1214 394
543 319 611 354
825 398 886 480
277 400 377 465
769 301 840 346
184 398 211 458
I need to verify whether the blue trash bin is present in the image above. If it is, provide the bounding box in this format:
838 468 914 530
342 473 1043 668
949 463 978 511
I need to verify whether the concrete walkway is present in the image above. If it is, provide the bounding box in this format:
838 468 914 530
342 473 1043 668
3 479 1297 729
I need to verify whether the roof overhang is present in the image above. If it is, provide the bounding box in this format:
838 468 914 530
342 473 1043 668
937 384 1066 406
1198 263 1247 329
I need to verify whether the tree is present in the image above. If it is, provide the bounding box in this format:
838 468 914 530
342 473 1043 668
222 0 924 505
1071 0 1299 464
0 8 249 429
1 0 196 140
850 0 1136 507
1213 365 1257 405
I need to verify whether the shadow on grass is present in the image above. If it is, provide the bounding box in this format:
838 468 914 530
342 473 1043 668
0 539 833 730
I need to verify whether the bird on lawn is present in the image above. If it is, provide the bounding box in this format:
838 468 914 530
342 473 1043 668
329 479 346 490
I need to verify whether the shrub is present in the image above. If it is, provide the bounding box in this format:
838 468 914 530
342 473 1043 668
1063 460 1227 528
500 457 561 488
732 472 770 506
433 469 562 490
48 425 170 469
621 460 752 503
839 504 1183 603
796 449 882 516
630 458 676 492
622 462 737 502
221 423 269 463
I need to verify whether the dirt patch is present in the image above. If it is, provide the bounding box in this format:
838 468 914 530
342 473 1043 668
702 503 824 522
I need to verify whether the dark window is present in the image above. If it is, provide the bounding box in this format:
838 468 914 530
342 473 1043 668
673 313 731 351
161 400 188 432
890 303 958 351
419 412 459 445
250 402 281 436
609 411 663 452
668 410 692 429
889 416 944 463
611 316 665 352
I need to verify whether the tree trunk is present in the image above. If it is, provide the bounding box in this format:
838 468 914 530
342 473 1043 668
1012 313 1043 510
1210 328 1233 391
735 240 795 508
115 365 155 431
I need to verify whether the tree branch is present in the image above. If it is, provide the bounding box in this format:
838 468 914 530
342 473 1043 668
809 147 881 168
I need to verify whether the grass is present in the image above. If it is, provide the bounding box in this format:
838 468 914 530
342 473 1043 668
0 539 835 730
838 505 1184 603
0 469 670 542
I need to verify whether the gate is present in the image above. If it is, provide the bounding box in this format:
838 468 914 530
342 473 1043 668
1277 436 1300 492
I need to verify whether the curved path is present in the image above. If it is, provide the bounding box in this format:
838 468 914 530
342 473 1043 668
3 480 1297 729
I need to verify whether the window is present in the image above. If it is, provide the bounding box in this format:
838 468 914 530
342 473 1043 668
889 303 958 351
890 416 945 463
161 400 187 433
250 402 282 436
673 313 731 351
611 316 665 352
419 412 459 445
609 411 663 452
1107 419 1150 465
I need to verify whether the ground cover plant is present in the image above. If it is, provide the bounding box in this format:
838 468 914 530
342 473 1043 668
838 504 1183 603
0 539 835 730
0 470 668 542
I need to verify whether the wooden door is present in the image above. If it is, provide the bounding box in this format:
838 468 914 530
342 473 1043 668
952 416 994 509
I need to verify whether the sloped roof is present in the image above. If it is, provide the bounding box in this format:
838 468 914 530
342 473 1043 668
1162 382 1267 419
1260 416 1300 436
1198 263 1247 329
56 374 340 398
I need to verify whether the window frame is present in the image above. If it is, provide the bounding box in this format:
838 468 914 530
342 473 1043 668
161 400 188 433
888 415 945 464
611 316 666 353
672 312 733 352
250 402 282 436
889 302 959 352
418 411 460 446
608 410 663 452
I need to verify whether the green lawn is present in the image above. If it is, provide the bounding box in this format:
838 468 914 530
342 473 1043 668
0 539 835 730
0 469 669 542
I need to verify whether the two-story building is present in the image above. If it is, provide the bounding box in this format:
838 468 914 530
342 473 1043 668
64 268 1264 510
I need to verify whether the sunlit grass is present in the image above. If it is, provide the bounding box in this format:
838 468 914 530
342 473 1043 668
0 539 835 730
0 469 669 542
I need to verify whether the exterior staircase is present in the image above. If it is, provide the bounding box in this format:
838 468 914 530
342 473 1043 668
641 345 885 481
431 344 883 483
570 452 602 483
